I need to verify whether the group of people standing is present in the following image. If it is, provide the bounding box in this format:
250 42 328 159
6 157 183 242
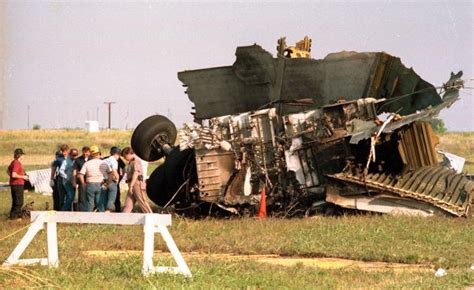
7 145 152 220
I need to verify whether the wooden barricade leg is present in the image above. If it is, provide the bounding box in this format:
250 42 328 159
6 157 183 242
142 215 155 276
46 221 59 267
142 215 192 277
157 225 192 277
3 214 47 266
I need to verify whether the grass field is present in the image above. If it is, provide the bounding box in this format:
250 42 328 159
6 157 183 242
0 191 472 288
0 130 473 288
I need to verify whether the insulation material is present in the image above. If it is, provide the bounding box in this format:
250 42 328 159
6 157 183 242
285 137 305 185
26 168 53 194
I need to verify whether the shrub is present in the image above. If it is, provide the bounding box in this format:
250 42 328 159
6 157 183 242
431 118 447 134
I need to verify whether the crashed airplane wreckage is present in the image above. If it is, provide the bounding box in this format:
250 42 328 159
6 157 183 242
132 37 472 217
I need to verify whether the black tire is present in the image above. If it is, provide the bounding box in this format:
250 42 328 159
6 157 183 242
147 164 168 206
147 148 197 207
131 115 177 161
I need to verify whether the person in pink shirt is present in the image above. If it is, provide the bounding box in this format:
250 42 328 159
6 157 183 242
7 148 29 219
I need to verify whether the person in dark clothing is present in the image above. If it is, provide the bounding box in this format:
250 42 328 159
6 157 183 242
114 156 126 212
103 147 121 212
50 145 69 210
72 146 90 211
49 150 62 211
59 148 79 211
7 148 29 219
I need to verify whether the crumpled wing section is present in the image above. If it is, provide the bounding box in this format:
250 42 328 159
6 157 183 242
178 45 443 121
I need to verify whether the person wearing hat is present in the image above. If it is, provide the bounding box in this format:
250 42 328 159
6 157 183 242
103 146 121 212
7 148 29 219
78 145 111 212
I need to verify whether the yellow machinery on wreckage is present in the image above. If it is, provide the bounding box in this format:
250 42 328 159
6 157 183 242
132 37 472 217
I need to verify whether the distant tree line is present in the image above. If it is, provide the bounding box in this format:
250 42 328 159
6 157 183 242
430 118 447 134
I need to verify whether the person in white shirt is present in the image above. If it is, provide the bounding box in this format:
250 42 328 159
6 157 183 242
58 148 79 211
78 145 110 212
103 147 121 212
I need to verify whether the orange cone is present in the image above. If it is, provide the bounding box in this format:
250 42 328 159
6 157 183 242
257 186 267 219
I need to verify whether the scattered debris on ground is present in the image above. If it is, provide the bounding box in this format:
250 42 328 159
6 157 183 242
435 268 448 277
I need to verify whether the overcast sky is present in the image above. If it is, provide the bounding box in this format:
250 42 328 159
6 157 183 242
1 0 473 131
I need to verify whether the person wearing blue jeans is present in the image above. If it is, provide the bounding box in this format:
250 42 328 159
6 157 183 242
59 148 79 211
103 147 121 212
105 181 118 211
50 145 68 210
78 145 110 212
85 182 106 212
62 182 76 210
72 146 90 211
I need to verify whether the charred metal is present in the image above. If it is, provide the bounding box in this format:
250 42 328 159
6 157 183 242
133 37 472 217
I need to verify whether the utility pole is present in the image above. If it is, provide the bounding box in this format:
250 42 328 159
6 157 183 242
104 101 116 130
27 105 30 129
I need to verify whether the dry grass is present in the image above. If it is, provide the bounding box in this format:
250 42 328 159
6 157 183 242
0 129 141 182
0 129 166 183
0 267 59 288
0 191 472 288
0 129 133 156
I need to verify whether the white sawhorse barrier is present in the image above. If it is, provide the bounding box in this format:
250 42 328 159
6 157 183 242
2 211 192 277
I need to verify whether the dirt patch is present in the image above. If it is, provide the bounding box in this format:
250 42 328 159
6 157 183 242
83 250 432 272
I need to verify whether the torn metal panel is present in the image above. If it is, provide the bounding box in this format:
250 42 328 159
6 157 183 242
349 72 464 144
327 166 473 217
195 148 235 203
325 192 449 217
397 122 439 170
439 151 465 173
177 46 274 121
